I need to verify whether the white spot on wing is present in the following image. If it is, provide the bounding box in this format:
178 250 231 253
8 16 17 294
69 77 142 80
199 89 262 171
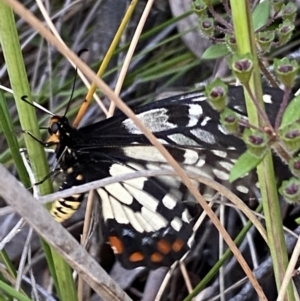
110 196 129 225
188 233 195 248
122 108 176 134
124 146 167 162
219 161 233 170
236 185 249 194
196 158 206 167
123 206 144 233
187 104 203 127
124 178 147 190
110 163 135 175
201 116 211 126
213 168 229 180
109 164 147 190
182 208 191 223
218 124 228 134
191 128 216 144
177 92 205 101
185 165 213 179
171 217 182 232
189 94 207 102
168 133 198 146
158 138 168 144
98 188 114 220
124 183 159 212
141 207 168 230
263 94 272 103
212 150 227 158
136 212 154 232
162 194 177 209
183 149 199 164
104 182 133 205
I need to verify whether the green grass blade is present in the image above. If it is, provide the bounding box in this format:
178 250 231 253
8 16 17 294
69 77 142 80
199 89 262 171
0 2 77 301
0 279 32 301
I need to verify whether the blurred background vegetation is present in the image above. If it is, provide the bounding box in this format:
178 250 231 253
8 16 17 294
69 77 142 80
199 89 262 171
1 1 300 301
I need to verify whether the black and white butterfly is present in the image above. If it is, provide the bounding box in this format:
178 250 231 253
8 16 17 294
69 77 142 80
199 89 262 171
43 86 290 269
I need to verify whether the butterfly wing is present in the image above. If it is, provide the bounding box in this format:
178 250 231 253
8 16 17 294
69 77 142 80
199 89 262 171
50 86 290 268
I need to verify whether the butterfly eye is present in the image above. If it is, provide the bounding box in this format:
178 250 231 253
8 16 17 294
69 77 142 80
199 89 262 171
50 122 59 134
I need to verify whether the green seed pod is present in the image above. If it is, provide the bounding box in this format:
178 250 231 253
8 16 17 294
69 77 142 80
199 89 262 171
243 129 269 158
274 57 299 88
289 156 300 178
225 34 237 53
272 0 284 13
282 3 297 23
220 108 239 134
277 20 295 46
205 79 228 112
192 0 207 17
199 16 214 38
231 53 253 85
257 31 275 54
279 178 300 203
279 123 300 154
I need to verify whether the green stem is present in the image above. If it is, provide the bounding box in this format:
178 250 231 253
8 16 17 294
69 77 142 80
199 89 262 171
230 1 294 300
0 88 30 186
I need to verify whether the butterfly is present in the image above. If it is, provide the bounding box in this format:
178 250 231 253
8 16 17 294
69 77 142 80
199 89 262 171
41 85 290 269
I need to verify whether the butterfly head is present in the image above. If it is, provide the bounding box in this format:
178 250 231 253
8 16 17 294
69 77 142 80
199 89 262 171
46 115 71 146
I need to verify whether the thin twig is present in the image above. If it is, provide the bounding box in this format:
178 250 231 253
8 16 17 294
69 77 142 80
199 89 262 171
275 87 291 131
221 0 231 15
207 4 233 31
258 59 279 88
244 84 274 131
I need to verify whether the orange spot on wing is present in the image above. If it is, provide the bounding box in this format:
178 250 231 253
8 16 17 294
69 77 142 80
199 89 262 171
76 174 83 181
129 252 144 262
108 236 124 254
151 252 163 263
172 239 185 252
157 239 171 254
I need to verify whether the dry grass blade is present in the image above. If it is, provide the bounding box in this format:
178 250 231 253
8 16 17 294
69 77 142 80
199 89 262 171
277 236 300 301
108 0 155 116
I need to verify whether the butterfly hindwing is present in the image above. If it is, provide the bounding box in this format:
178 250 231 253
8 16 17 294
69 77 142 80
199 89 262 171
97 163 194 268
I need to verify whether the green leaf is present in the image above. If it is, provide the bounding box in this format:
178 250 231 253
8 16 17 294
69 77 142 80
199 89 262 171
229 150 263 183
252 0 271 31
201 44 230 60
280 94 300 127
0 279 32 301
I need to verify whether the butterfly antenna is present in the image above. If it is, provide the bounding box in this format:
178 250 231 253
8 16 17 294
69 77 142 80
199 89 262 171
63 67 78 117
63 49 89 118
21 95 54 116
